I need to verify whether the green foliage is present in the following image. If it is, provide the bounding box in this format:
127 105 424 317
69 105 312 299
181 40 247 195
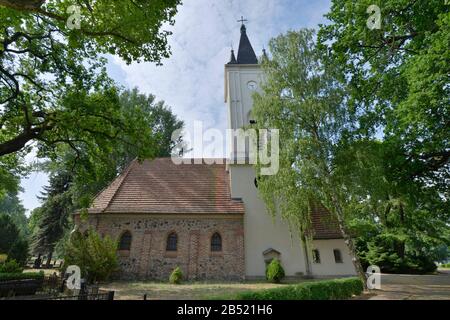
0 192 28 237
0 272 44 282
222 278 363 300
7 238 29 267
0 214 28 266
253 28 366 281
0 214 19 253
169 266 183 284
29 87 184 259
441 263 450 268
254 8 449 277
0 259 23 273
266 259 285 283
118 88 185 159
0 0 181 188
0 254 6 263
318 0 449 193
30 171 73 257
63 229 118 284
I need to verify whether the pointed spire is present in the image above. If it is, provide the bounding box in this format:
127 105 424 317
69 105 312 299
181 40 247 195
228 49 237 64
236 18 258 64
262 48 268 61
226 17 258 65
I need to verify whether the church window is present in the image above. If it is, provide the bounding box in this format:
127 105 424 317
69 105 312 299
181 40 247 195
333 249 343 263
312 249 321 264
119 231 132 251
166 232 178 251
211 232 222 252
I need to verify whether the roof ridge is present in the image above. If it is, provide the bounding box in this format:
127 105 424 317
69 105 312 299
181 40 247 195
101 158 138 212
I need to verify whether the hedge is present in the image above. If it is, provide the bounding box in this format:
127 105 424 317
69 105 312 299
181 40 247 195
226 278 363 300
0 272 45 282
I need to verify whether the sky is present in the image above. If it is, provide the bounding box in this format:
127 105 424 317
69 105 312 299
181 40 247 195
19 0 332 214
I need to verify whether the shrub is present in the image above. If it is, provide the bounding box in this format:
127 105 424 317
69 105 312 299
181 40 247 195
7 238 29 267
0 215 19 253
169 266 183 284
0 272 44 282
0 259 23 273
441 263 450 268
228 278 363 300
266 259 285 283
0 254 7 263
63 229 118 284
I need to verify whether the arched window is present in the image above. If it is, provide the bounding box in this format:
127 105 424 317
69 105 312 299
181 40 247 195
211 232 222 252
166 232 178 251
119 231 132 251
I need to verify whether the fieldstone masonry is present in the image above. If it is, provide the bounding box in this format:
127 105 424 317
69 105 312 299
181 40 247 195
74 214 245 281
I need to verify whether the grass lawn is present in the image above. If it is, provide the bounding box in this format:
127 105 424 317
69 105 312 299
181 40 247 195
100 279 318 300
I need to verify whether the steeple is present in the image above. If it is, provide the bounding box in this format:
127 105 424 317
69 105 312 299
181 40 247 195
228 49 237 64
236 23 258 64
228 16 258 65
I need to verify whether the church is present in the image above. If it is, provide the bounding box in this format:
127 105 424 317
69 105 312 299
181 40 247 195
74 22 357 280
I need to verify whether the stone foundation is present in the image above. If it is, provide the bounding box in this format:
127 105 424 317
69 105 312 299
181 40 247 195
74 214 245 281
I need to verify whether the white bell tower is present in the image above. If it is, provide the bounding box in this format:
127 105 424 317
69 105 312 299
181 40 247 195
223 20 357 279
224 22 264 157
223 20 308 278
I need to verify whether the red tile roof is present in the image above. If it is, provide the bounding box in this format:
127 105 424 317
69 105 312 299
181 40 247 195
89 158 244 215
310 203 343 240
86 157 343 239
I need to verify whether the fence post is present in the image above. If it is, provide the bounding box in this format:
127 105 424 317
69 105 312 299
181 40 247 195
107 291 115 300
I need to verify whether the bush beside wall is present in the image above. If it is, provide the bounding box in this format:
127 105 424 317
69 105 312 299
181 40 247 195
225 278 363 300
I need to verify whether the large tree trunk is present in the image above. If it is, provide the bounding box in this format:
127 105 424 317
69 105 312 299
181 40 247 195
45 251 53 268
301 233 312 277
330 194 368 290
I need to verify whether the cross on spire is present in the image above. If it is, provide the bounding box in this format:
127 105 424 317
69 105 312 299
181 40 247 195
237 16 248 25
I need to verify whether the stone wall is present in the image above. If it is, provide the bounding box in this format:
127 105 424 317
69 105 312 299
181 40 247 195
74 214 245 281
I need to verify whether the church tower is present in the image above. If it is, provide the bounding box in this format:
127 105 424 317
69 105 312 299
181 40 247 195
224 20 357 279
224 20 263 134
224 20 309 278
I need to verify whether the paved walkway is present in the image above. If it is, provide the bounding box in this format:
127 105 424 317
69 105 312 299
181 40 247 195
360 270 450 300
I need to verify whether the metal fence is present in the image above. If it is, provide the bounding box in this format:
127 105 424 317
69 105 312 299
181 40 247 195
1 273 115 300
46 291 115 300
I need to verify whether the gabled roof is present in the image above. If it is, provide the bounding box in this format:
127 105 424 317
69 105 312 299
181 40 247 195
88 158 244 215
310 203 343 240
84 158 343 239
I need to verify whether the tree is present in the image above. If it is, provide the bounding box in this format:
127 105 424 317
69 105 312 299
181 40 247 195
0 0 181 161
0 214 29 265
0 191 28 236
63 229 118 284
45 87 184 210
318 0 449 192
316 0 449 273
30 170 73 266
252 29 367 285
0 214 18 253
119 88 185 159
30 88 184 260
